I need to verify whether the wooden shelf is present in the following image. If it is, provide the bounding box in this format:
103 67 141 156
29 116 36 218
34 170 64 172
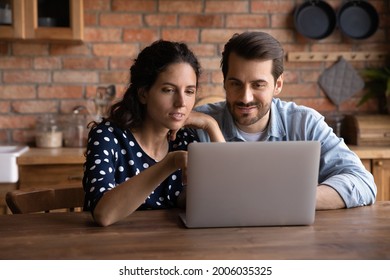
287 51 388 62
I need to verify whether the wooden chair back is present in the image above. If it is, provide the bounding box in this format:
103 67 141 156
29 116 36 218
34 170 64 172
6 186 84 214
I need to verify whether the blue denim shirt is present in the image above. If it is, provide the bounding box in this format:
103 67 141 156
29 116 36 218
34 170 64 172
194 98 377 208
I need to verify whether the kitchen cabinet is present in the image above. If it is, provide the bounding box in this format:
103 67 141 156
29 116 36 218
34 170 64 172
0 0 83 42
0 0 24 39
17 147 85 189
350 146 390 201
371 159 390 201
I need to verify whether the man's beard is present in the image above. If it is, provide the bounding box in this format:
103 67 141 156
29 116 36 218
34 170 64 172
227 101 270 127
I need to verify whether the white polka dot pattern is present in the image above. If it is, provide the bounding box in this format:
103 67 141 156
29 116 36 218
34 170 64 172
82 121 199 212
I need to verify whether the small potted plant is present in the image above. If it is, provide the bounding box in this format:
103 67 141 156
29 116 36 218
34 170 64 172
358 66 390 114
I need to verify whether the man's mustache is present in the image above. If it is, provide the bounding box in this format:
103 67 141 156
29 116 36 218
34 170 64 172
234 102 260 107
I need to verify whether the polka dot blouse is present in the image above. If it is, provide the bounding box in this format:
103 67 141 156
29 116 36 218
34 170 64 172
82 121 199 213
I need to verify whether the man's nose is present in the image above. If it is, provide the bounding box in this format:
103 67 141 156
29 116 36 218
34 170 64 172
240 85 254 104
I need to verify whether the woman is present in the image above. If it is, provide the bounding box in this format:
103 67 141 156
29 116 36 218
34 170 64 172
83 40 224 226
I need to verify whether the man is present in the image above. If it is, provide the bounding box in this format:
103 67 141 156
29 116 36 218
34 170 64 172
195 31 376 210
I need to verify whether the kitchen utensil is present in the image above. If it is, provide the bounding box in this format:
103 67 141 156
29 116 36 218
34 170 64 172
318 57 364 106
337 0 379 40
294 0 337 40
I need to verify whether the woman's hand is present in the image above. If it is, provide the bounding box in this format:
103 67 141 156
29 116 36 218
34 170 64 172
169 111 225 142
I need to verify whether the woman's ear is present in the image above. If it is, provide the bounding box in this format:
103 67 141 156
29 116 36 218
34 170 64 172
274 74 284 96
138 88 147 104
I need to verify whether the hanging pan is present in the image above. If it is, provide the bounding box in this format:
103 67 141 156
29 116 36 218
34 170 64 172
337 0 379 40
294 0 337 40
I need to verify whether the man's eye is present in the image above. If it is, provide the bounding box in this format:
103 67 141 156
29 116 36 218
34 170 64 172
253 83 266 89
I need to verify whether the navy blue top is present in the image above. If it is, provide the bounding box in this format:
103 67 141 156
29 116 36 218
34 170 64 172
83 120 199 213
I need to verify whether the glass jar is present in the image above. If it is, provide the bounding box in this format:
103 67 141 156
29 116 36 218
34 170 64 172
63 113 87 147
35 114 63 148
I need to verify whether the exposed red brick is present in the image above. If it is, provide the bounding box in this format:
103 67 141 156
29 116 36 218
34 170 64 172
60 99 92 114
62 57 108 70
99 71 129 84
123 28 159 43
12 43 49 56
0 0 388 145
292 97 336 113
53 71 99 83
93 44 139 57
179 15 224 28
84 0 111 11
282 83 319 98
33 57 61 70
84 27 122 42
145 14 177 27
38 85 84 99
0 85 36 99
0 101 10 113
12 100 59 114
205 1 248 13
83 12 98 26
0 130 8 143
0 115 36 129
0 43 8 55
199 57 220 70
112 0 156 12
12 128 36 145
3 71 50 83
159 0 202 13
0 57 32 69
100 13 142 27
271 13 293 28
201 29 240 43
197 84 225 99
161 29 199 42
210 71 223 84
50 44 91 56
251 0 295 13
110 57 134 70
226 14 269 28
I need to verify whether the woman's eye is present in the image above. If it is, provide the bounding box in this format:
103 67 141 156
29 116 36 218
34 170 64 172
185 89 196 95
162 88 175 94
228 81 241 88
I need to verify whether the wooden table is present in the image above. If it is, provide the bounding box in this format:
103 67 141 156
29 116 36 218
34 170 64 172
1 202 390 260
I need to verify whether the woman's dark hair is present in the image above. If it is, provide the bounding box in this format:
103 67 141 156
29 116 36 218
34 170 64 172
221 31 284 84
106 40 201 130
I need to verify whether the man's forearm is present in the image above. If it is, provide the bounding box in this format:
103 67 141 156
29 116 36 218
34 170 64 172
316 184 346 210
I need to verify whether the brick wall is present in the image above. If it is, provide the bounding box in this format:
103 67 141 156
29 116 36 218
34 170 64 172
0 0 389 145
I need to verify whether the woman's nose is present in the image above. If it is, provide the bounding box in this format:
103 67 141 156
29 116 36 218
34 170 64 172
174 92 186 107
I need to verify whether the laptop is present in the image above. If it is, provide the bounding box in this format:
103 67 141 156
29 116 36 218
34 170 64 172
179 141 321 228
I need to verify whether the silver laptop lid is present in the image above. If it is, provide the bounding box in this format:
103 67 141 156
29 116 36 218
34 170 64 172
183 141 320 228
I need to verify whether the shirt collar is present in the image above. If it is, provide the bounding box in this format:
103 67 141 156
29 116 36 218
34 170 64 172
222 99 287 141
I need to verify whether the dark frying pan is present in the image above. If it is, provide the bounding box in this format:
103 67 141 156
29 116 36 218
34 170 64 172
337 0 379 39
294 0 336 40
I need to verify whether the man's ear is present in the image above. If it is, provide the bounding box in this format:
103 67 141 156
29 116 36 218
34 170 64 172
138 88 147 104
274 74 284 96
